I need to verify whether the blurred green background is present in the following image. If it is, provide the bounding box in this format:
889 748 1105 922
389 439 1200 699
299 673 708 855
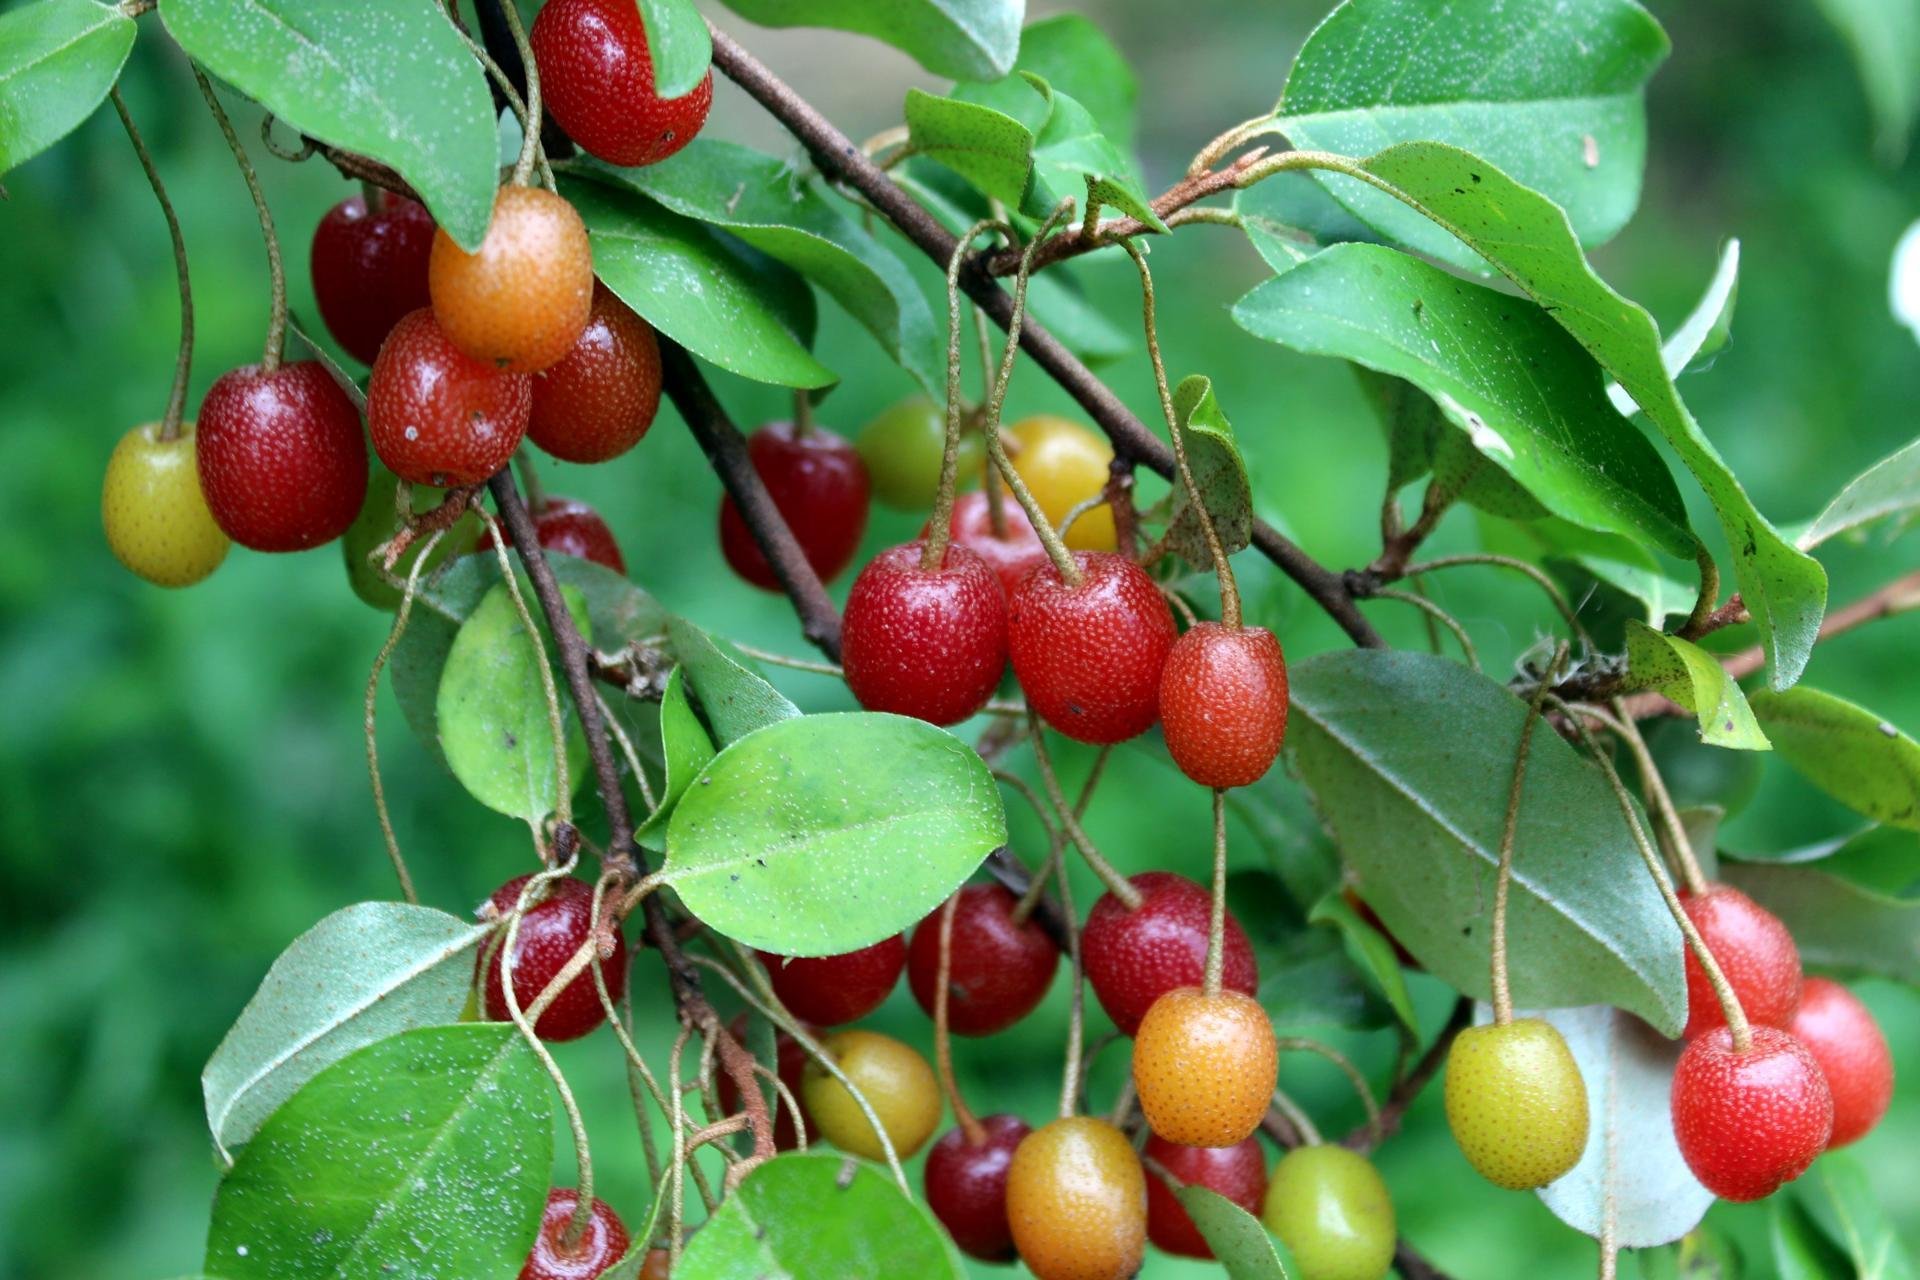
3 0 1918 1276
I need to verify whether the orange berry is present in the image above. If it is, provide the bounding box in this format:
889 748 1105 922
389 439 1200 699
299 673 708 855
429 186 594 374
1132 987 1276 1147
1006 1117 1146 1280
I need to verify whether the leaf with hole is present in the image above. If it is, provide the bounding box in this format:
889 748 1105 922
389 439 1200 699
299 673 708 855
0 0 134 176
1623 621 1768 751
1749 686 1920 829
1175 1186 1292 1279
634 666 716 849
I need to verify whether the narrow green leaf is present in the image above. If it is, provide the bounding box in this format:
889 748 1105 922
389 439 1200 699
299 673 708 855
1773 1192 1859 1280
1159 375 1252 562
664 616 800 746
0 0 134 175
1607 240 1741 416
1023 75 1163 230
1622 622 1769 751
1749 686 1920 829
636 0 712 100
1800 437 1920 549
904 89 1033 211
1723 839 1920 986
1788 1150 1919 1278
715 0 1019 81
1308 892 1418 1032
1174 1186 1291 1279
634 666 716 849
1812 0 1920 160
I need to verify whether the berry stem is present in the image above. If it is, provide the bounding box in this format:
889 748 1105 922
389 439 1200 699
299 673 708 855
932 891 987 1145
362 520 444 906
1203 787 1228 998
1274 1037 1383 1146
1028 715 1142 911
791 387 814 438
494 0 543 187
191 66 286 372
925 220 1010 572
110 88 193 443
1371 588 1479 670
1491 645 1564 1026
1270 1086 1324 1147
1000 746 1110 926
1053 826 1086 1122
971 306 1010 539
1400 554 1589 647
1608 697 1710 896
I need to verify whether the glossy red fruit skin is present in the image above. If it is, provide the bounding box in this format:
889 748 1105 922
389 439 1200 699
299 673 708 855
906 883 1059 1036
480 876 628 1042
530 0 713 167
477 497 627 574
933 490 1048 598
1158 622 1288 788
311 192 436 365
925 1114 1031 1262
1008 551 1177 744
1143 1134 1267 1260
716 1013 816 1150
719 421 871 591
1679 885 1803 1039
196 361 368 552
520 1189 630 1280
1082 872 1258 1037
758 935 906 1027
1672 1025 1833 1202
368 308 532 486
842 542 1008 726
529 284 662 464
1789 977 1894 1148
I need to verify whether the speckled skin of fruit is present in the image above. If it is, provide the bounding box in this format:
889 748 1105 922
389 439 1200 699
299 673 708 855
528 283 661 464
841 542 1008 726
102 422 229 586
1789 977 1894 1147
936 489 1047 597
311 192 435 365
906 883 1058 1036
1680 885 1802 1039
529 0 713 167
480 876 627 1042
802 1029 942 1161
196 361 368 552
1673 1025 1832 1200
1133 987 1277 1147
1143 1134 1266 1260
1008 414 1115 550
368 308 532 486
1082 871 1257 1036
1158 621 1289 788
1444 1018 1589 1190
1008 551 1176 744
342 465 479 608
1006 1116 1147 1280
758 935 905 1027
719 420 871 590
520 1189 629 1280
857 396 986 510
430 186 594 374
1261 1145 1396 1280
716 1013 815 1150
476 496 627 574
925 1113 1031 1261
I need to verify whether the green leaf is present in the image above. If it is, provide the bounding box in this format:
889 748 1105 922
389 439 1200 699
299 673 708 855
633 666 716 849
664 616 801 746
204 1024 552 1280
1023 75 1163 230
1773 1193 1859 1280
1173 1186 1291 1279
1234 172 1377 270
717 0 1018 80
953 13 1138 150
1234 243 1694 560
1812 0 1920 160
904 89 1033 211
1158 375 1252 563
0 0 134 176
1800 437 1920 549
1607 240 1741 416
1723 838 1920 985
159 0 497 251
1287 649 1687 1034
1787 1150 1919 1278
637 0 712 100
1749 686 1920 829
1622 621 1769 751
676 1153 966 1279
663 713 1005 954
1308 892 1418 1032
201 903 487 1160
1496 517 1696 627
1230 871 1391 1031
1272 0 1669 270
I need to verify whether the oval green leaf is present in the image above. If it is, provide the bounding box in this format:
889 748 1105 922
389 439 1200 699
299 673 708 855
637 0 711 100
0 0 134 176
1161 375 1253 562
1749 686 1920 829
1623 621 1769 751
715 0 1020 81
904 89 1034 211
952 13 1138 149
634 666 716 849
1024 76 1163 230
1782 1151 1918 1278
1173 1185 1292 1279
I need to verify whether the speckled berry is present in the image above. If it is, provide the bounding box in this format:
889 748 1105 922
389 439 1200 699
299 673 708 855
430 185 594 374
1082 872 1257 1037
906 883 1058 1036
1008 414 1115 551
520 1189 629 1280
196 361 367 552
1680 885 1802 1040
925 1113 1030 1262
479 875 627 1042
1673 1025 1832 1201
1789 977 1894 1148
530 0 713 167
1444 1018 1589 1190
841 541 1007 726
1133 987 1276 1147
368 308 532 486
758 935 905 1027
1143 1134 1266 1260
1159 622 1288 788
719 419 870 590
1006 1116 1146 1280
102 421 229 586
528 283 661 464
476 496 626 574
802 1028 942 1161
858 396 985 510
311 191 436 365
935 489 1047 598
1262 1145 1396 1280
1008 551 1176 744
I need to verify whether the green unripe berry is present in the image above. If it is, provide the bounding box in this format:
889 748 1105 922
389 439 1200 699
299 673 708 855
342 464 480 609
1260 1145 1395 1280
856 396 984 510
1444 1017 1589 1190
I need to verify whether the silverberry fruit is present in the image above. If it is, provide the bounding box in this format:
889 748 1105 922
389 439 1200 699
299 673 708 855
1143 1133 1266 1260
925 1113 1030 1262
719 419 871 591
905 883 1058 1036
1672 1024 1832 1201
368 308 532 487
1008 550 1176 744
528 283 661 464
479 875 627 1042
311 191 435 365
758 935 906 1027
196 361 367 552
1158 621 1289 788
530 0 713 167
1082 871 1257 1037
841 541 1008 726
519 1189 629 1280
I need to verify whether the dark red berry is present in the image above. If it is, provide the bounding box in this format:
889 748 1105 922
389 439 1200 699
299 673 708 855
476 496 626 574
716 1013 816 1150
841 542 1008 726
1143 1134 1267 1260
932 489 1047 598
758 935 906 1027
1679 885 1802 1040
529 283 662 464
368 308 532 487
1082 872 1258 1037
1672 1025 1832 1201
1008 551 1177 744
925 1114 1031 1262
310 192 435 365
530 0 714 167
1789 977 1894 1148
1158 621 1288 788
520 1188 630 1280
719 420 870 591
479 875 627 1042
906 884 1058 1036
196 360 367 552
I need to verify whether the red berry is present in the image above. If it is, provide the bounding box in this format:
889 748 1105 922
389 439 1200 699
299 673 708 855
925 1114 1031 1262
930 489 1047 598
196 361 367 552
530 0 714 167
906 883 1059 1036
758 935 906 1027
529 283 662 464
719 420 871 591
1679 885 1802 1039
368 308 532 487
1143 1134 1267 1260
1008 551 1177 744
1788 977 1894 1148
310 192 435 365
520 1189 630 1280
716 1013 816 1150
841 542 1008 726
1158 621 1288 788
477 496 626 574
479 875 627 1042
1672 1025 1832 1202
1082 872 1258 1037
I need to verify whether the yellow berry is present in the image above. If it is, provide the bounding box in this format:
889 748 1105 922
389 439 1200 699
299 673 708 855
101 421 229 587
1133 987 1276 1147
1444 1017 1589 1190
800 1028 941 1161
1008 414 1115 551
1006 1116 1145 1280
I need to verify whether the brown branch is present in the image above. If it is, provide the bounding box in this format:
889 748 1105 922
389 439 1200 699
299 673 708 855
319 145 419 201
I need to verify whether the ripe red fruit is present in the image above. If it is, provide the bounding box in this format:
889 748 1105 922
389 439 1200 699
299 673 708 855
1008 550 1177 744
1082 872 1258 1037
716 1013 816 1150
1679 885 1802 1039
310 191 435 365
196 361 367 552
1158 621 1289 788
758 935 906 1027
530 0 714 167
934 489 1047 598
841 542 1008 726
925 1114 1031 1262
480 875 627 1042
520 1189 630 1280
529 284 662 464
719 420 871 591
906 883 1059 1036
1788 977 1894 1148
476 496 627 574
1672 1025 1833 1202
1143 1134 1267 1260
368 308 532 487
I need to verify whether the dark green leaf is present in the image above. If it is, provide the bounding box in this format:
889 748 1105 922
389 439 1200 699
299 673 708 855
1173 1186 1291 1279
1773 1193 1857 1280
1749 686 1920 829
1607 240 1741 416
1428 417 1549 520
636 0 711 100
1227 779 1342 910
1723 839 1920 985
0 0 134 175
1308 892 1418 1031
1024 75 1163 230
633 666 716 849
1623 621 1768 750
1800 437 1920 549
1230 871 1390 1031
1161 375 1252 562
1811 0 1920 159
716 0 1018 80
664 616 800 746
904 89 1033 211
